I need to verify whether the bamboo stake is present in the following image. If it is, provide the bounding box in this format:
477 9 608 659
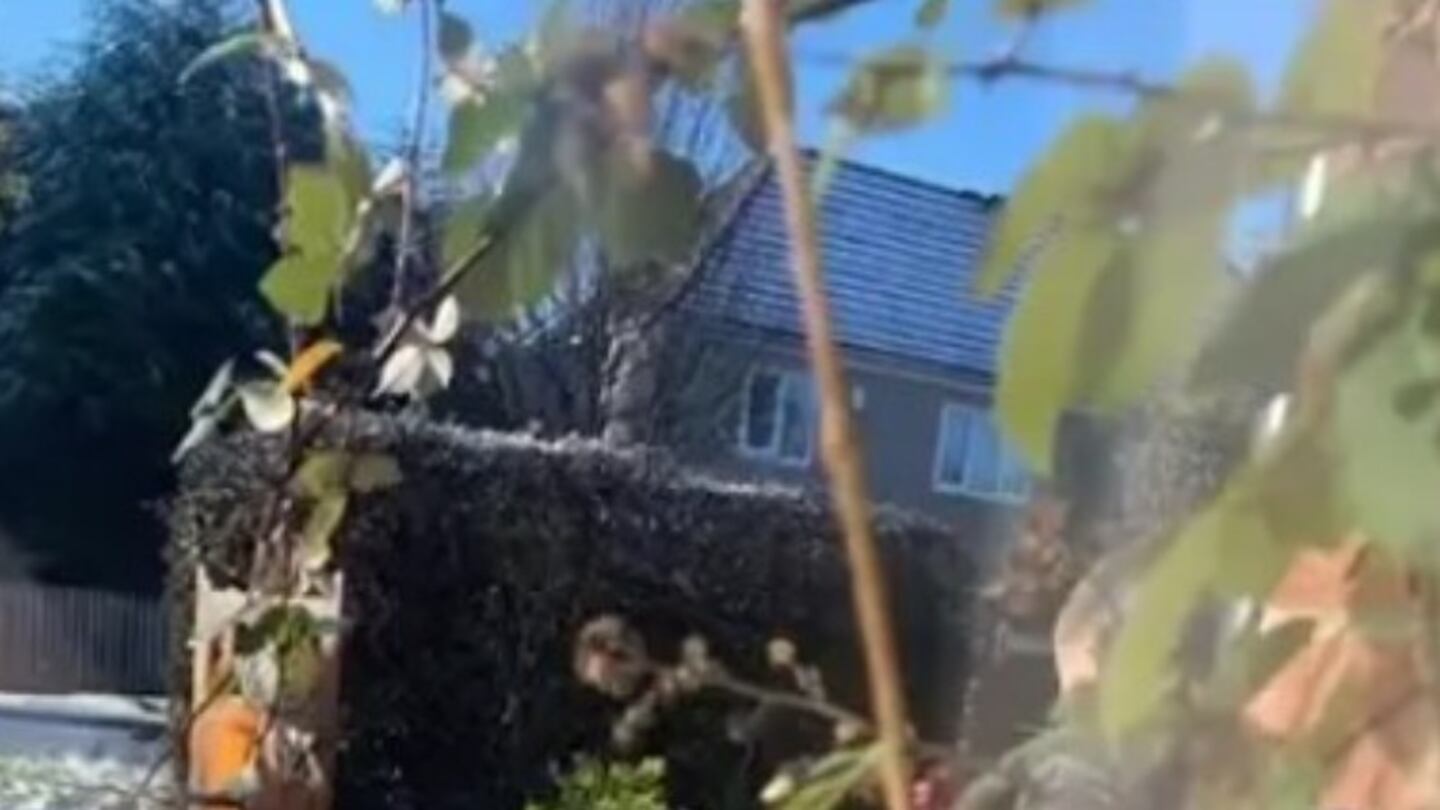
739 2 912 807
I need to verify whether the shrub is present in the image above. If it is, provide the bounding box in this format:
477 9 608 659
169 415 977 809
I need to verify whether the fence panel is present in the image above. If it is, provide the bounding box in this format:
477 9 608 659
0 584 166 694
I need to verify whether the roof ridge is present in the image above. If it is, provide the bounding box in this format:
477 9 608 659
794 147 1003 208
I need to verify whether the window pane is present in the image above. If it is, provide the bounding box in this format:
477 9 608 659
744 371 780 451
1000 447 1031 498
964 413 1002 494
777 374 814 461
937 407 971 486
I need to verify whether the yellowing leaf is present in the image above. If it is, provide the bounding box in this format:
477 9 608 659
301 493 347 570
977 116 1130 296
349 454 403 493
237 383 296 433
995 227 1117 473
1280 0 1385 118
830 45 948 134
280 339 342 394
294 451 351 498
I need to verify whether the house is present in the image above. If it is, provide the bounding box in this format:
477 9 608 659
681 156 1031 556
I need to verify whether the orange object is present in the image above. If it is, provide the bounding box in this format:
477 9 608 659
1244 541 1440 810
189 695 264 808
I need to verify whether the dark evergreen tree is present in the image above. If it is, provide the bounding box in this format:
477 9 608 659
0 0 312 591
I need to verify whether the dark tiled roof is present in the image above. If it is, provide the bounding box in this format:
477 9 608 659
693 155 1018 381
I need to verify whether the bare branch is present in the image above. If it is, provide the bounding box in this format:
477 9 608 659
801 49 1440 147
741 2 912 808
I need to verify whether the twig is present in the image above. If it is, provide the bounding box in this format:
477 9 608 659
701 671 956 762
801 50 1440 147
740 2 912 808
389 0 436 311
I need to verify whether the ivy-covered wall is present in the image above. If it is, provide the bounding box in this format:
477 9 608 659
170 416 977 809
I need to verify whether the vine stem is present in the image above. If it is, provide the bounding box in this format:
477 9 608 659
740 2 912 808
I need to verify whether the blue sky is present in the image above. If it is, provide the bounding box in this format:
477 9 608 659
2 0 1316 196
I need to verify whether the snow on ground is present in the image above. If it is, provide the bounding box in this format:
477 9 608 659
0 693 172 809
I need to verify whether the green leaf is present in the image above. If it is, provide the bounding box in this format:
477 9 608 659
1076 213 1229 411
301 492 348 570
1133 58 1254 220
349 453 403 493
1333 299 1440 555
830 45 948 134
977 116 1130 296
260 254 330 324
1099 494 1226 738
1190 191 1414 390
771 745 880 810
596 150 703 267
915 0 951 28
259 166 352 323
179 31 281 84
327 129 372 210
1281 0 1384 118
442 194 493 270
459 185 581 321
996 228 1117 473
993 0 1090 20
276 165 352 257
442 51 534 175
438 11 475 64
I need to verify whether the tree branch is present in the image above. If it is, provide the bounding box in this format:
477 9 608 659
801 50 1440 146
741 2 912 808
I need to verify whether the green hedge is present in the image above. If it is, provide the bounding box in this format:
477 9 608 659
169 416 976 809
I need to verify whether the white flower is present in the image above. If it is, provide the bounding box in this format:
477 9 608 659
374 297 462 398
172 360 235 462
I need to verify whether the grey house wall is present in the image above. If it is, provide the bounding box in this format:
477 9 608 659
682 336 1025 564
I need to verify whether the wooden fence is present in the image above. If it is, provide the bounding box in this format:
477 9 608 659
0 583 166 694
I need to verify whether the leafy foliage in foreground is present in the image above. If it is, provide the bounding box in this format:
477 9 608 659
524 757 667 810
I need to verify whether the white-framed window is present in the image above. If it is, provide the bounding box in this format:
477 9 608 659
932 402 1030 502
738 367 816 466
